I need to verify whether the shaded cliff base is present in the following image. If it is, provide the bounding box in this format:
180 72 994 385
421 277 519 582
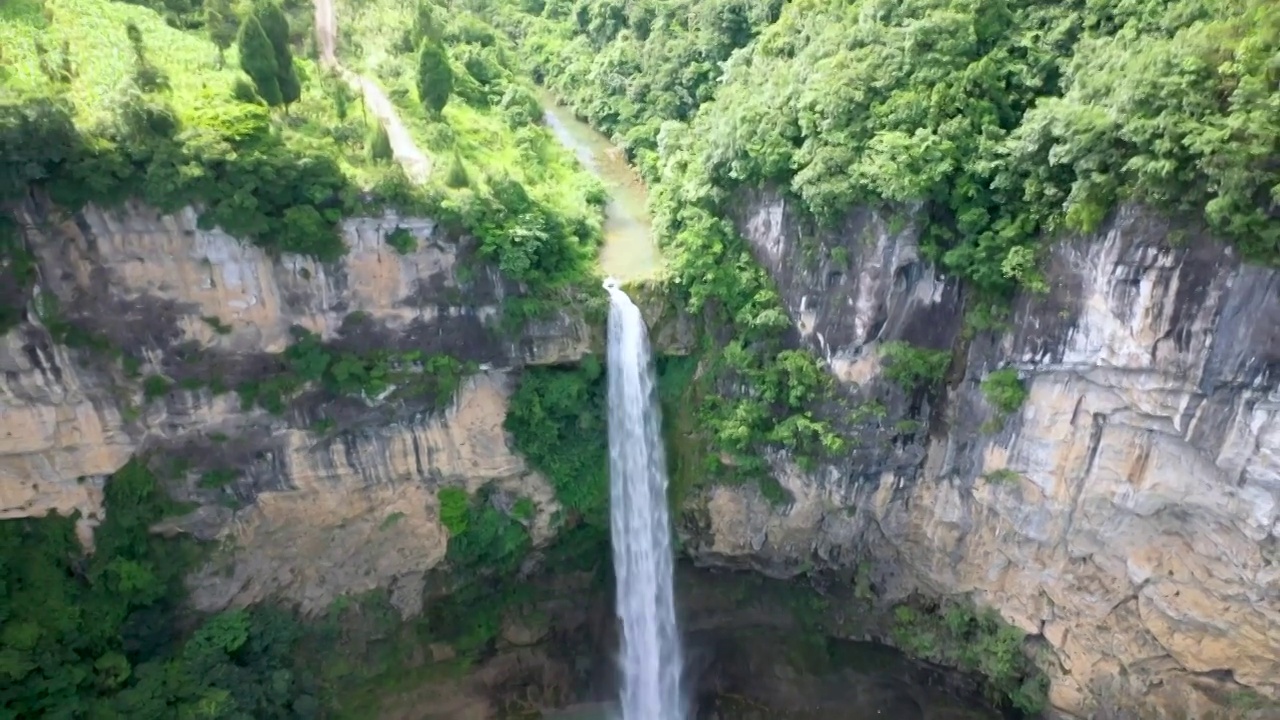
320 560 1009 720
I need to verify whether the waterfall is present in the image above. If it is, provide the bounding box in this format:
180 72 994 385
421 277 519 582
604 278 686 720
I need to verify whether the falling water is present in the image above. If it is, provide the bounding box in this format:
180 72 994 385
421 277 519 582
604 277 686 720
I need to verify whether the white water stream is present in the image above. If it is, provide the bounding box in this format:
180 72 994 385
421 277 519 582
604 278 686 720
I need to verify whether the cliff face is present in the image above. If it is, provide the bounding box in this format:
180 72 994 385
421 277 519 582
687 189 1280 718
0 197 590 616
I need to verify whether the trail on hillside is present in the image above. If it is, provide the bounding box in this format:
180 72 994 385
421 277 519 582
313 0 432 184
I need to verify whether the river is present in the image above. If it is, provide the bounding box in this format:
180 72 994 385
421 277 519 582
538 91 661 282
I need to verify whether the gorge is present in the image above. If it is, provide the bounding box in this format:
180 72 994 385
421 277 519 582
1 0 1278 719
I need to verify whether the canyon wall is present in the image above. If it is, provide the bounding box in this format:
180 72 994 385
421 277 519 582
684 189 1280 719
0 197 591 616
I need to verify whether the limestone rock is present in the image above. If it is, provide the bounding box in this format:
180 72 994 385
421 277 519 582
0 198 588 614
696 192 1280 719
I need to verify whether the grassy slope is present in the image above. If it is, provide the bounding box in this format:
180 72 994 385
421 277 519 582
0 0 399 193
335 0 607 238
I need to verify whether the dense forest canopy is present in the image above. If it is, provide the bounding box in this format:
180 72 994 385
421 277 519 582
512 0 1278 297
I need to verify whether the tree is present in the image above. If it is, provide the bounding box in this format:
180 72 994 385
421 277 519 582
367 122 392 162
416 40 453 114
204 0 238 68
237 16 283 107
443 151 469 188
250 0 301 107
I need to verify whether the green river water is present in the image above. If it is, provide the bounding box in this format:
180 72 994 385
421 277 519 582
538 90 662 283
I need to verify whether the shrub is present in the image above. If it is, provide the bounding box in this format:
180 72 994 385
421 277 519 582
443 151 469 188
981 369 1028 416
880 341 951 392
204 0 238 65
505 361 608 526
384 226 416 254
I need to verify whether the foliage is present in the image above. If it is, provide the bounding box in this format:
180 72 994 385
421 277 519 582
0 216 35 334
443 150 469 188
411 0 443 46
142 374 172 399
442 486 532 578
204 0 238 65
512 0 1280 297
335 0 606 303
215 326 469 414
0 459 321 716
880 341 952 392
415 38 453 114
892 601 1047 713
982 467 1021 484
384 226 416 254
505 359 608 527
0 0 440 266
201 314 233 334
366 121 393 162
437 487 470 535
981 368 1028 416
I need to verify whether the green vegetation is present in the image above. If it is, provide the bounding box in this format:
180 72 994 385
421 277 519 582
0 216 34 334
384 226 417 254
501 0 1279 476
437 486 470 535
982 467 1022 484
200 314 233 334
505 358 608 527
335 0 609 314
237 14 284 106
232 326 472 413
513 0 1279 295
0 459 323 716
199 467 238 488
0 455 609 717
981 368 1029 416
1 0 609 334
442 485 532 577
0 0 428 269
142 373 172 399
892 601 1047 714
879 341 952 392
415 38 453 114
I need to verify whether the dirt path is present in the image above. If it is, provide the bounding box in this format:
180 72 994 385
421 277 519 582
313 0 432 183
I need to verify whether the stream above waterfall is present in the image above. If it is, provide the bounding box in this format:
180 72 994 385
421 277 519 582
538 90 660 282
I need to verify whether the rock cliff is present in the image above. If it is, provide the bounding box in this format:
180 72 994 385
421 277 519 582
0 196 591 615
685 189 1280 718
